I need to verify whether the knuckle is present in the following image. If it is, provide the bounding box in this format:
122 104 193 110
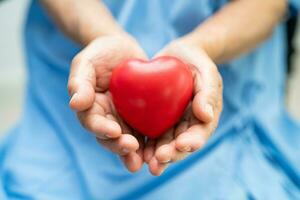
67 77 81 95
217 73 223 85
217 74 223 91
71 54 84 67
192 135 206 151
206 87 218 107
207 73 223 108
81 114 97 132
67 78 77 93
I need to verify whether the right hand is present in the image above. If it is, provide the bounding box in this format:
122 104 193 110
68 35 148 172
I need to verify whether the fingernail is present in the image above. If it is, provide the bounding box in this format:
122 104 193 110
70 93 78 103
105 134 113 139
161 158 171 164
205 104 214 119
183 146 191 152
122 148 130 154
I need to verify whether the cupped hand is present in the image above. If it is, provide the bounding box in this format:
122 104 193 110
144 41 223 176
68 35 148 172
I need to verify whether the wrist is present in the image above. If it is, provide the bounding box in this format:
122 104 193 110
179 30 225 64
79 26 128 46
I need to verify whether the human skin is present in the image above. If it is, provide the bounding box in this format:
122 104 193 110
41 0 287 175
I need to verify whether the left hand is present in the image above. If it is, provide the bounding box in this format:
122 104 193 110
143 40 223 176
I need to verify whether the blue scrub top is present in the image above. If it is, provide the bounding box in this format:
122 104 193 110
1 0 300 199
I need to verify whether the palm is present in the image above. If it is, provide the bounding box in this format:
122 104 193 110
144 41 223 176
89 92 145 166
69 35 148 172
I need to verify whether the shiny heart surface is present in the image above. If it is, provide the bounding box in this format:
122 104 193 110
109 56 193 139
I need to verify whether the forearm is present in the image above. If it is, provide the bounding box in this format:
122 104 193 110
41 0 125 45
181 0 287 64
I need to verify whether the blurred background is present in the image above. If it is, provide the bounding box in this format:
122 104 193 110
0 0 300 135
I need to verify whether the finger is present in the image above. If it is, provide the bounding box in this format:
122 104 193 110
189 66 214 123
148 157 169 176
77 99 122 139
132 130 145 163
190 61 222 124
78 95 122 139
68 57 96 111
80 113 122 139
156 141 190 163
175 124 211 152
174 120 189 138
121 152 144 173
154 129 174 163
121 131 145 173
97 134 139 155
144 139 156 163
113 111 135 136
136 135 145 161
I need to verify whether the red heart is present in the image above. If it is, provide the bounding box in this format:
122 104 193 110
109 56 193 139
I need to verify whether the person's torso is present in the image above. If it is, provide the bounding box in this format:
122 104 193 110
2 1 298 199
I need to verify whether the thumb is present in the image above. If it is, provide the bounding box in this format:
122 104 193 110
190 62 222 123
68 56 96 111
